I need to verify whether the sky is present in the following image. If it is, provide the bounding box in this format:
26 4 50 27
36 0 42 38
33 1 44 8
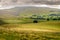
0 0 60 9
0 5 60 10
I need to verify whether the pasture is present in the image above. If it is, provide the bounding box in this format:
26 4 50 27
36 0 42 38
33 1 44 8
0 20 60 40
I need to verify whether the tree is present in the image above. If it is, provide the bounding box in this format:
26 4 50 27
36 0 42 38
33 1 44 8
33 20 38 23
30 15 38 23
49 14 58 20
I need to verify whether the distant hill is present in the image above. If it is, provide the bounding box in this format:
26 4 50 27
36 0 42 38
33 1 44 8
0 6 60 18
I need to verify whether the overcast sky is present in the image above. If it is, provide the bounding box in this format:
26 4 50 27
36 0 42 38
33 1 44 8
0 0 60 6
0 0 60 9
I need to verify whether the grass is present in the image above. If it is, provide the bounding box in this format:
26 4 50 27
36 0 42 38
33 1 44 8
0 21 60 40
1 21 60 28
0 29 60 40
1 21 60 31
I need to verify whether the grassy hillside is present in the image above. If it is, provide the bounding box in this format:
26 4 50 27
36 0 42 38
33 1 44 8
0 7 60 40
1 21 60 30
0 21 60 40
0 18 60 40
0 7 60 19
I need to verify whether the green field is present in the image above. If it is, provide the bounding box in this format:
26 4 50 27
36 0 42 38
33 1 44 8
0 30 60 40
2 21 60 29
0 20 60 40
0 6 60 40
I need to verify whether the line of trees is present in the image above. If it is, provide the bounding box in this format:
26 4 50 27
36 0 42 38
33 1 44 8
30 14 60 22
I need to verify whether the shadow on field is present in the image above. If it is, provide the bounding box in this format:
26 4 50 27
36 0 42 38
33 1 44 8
0 19 8 26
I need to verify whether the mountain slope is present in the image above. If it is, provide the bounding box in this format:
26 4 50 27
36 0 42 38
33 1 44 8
0 6 60 18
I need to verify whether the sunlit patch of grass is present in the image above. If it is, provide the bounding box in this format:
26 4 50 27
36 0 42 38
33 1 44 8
0 21 60 31
20 21 60 30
